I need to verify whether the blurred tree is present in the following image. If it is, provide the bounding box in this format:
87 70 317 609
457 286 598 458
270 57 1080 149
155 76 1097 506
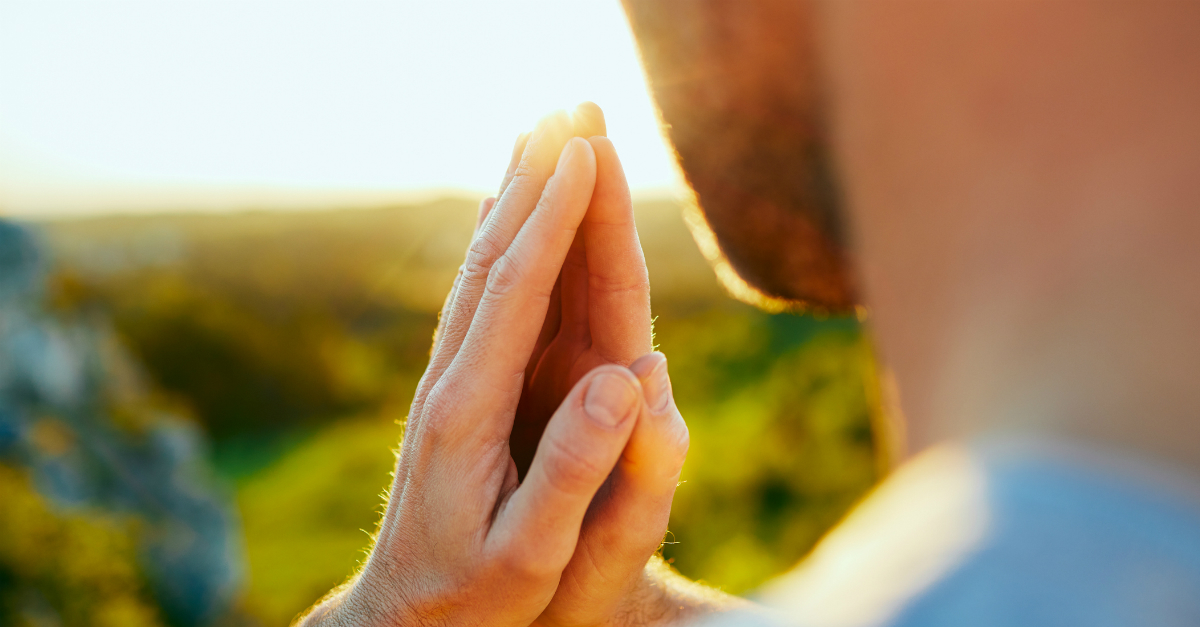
661 320 879 592
0 221 242 626
0 465 163 627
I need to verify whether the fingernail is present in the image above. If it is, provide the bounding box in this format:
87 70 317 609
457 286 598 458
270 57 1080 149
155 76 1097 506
584 371 638 427
642 354 672 413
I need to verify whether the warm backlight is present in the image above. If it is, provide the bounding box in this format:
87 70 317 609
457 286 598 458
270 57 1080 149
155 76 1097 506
0 0 681 215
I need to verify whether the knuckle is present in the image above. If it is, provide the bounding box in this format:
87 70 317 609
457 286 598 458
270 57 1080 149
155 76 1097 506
509 161 541 188
540 432 609 497
418 412 451 446
461 256 492 287
410 371 438 412
590 268 650 295
461 257 490 291
415 387 454 443
465 232 505 275
484 253 525 297
495 544 558 583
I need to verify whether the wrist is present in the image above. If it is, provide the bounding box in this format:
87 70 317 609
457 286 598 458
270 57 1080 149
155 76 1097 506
297 562 412 627
607 556 747 627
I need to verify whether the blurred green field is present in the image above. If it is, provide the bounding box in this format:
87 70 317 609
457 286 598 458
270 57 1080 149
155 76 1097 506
31 197 883 625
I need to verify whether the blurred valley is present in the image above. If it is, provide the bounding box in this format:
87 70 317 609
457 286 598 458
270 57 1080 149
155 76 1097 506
14 197 882 625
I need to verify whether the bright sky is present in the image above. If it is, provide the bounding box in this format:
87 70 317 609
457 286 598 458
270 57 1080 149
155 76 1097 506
0 0 682 215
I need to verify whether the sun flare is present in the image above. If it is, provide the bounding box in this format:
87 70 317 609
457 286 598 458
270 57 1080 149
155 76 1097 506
0 0 682 215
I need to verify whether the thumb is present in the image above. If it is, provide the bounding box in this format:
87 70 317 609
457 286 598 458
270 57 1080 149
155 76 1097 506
488 365 642 577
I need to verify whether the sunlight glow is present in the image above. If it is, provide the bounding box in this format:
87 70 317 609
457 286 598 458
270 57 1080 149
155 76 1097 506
0 0 682 215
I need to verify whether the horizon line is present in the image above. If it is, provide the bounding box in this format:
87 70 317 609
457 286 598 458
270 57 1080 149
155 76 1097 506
3 183 690 221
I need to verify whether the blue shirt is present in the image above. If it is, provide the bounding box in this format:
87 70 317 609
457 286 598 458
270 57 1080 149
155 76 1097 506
747 438 1200 627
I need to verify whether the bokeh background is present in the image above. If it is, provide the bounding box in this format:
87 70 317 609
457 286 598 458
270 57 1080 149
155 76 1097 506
1 1 884 625
3 200 883 625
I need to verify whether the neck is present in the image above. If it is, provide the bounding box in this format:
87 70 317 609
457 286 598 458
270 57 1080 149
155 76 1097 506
917 249 1200 475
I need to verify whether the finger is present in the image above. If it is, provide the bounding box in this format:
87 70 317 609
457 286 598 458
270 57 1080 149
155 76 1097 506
411 112 573 416
559 231 591 343
431 196 498 358
423 130 526 408
438 113 571 363
490 365 642 576
441 138 597 438
619 352 689 494
510 234 587 479
584 136 653 364
510 275 565 477
497 131 532 200
526 275 564 386
477 196 497 234
571 101 607 138
542 352 688 626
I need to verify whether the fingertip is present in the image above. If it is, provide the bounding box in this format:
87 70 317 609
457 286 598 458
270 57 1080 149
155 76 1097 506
629 351 666 379
586 136 627 190
513 111 577 185
512 131 531 157
529 111 573 160
541 109 573 137
498 133 533 197
572 101 607 137
511 132 531 164
559 136 598 170
586 134 615 153
629 352 671 414
575 100 602 115
476 196 497 231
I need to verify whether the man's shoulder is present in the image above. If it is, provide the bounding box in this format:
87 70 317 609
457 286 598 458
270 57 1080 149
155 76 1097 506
754 439 1200 627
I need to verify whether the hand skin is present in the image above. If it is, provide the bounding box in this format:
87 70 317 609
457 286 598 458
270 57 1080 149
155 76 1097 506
297 105 743 627
521 105 742 627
